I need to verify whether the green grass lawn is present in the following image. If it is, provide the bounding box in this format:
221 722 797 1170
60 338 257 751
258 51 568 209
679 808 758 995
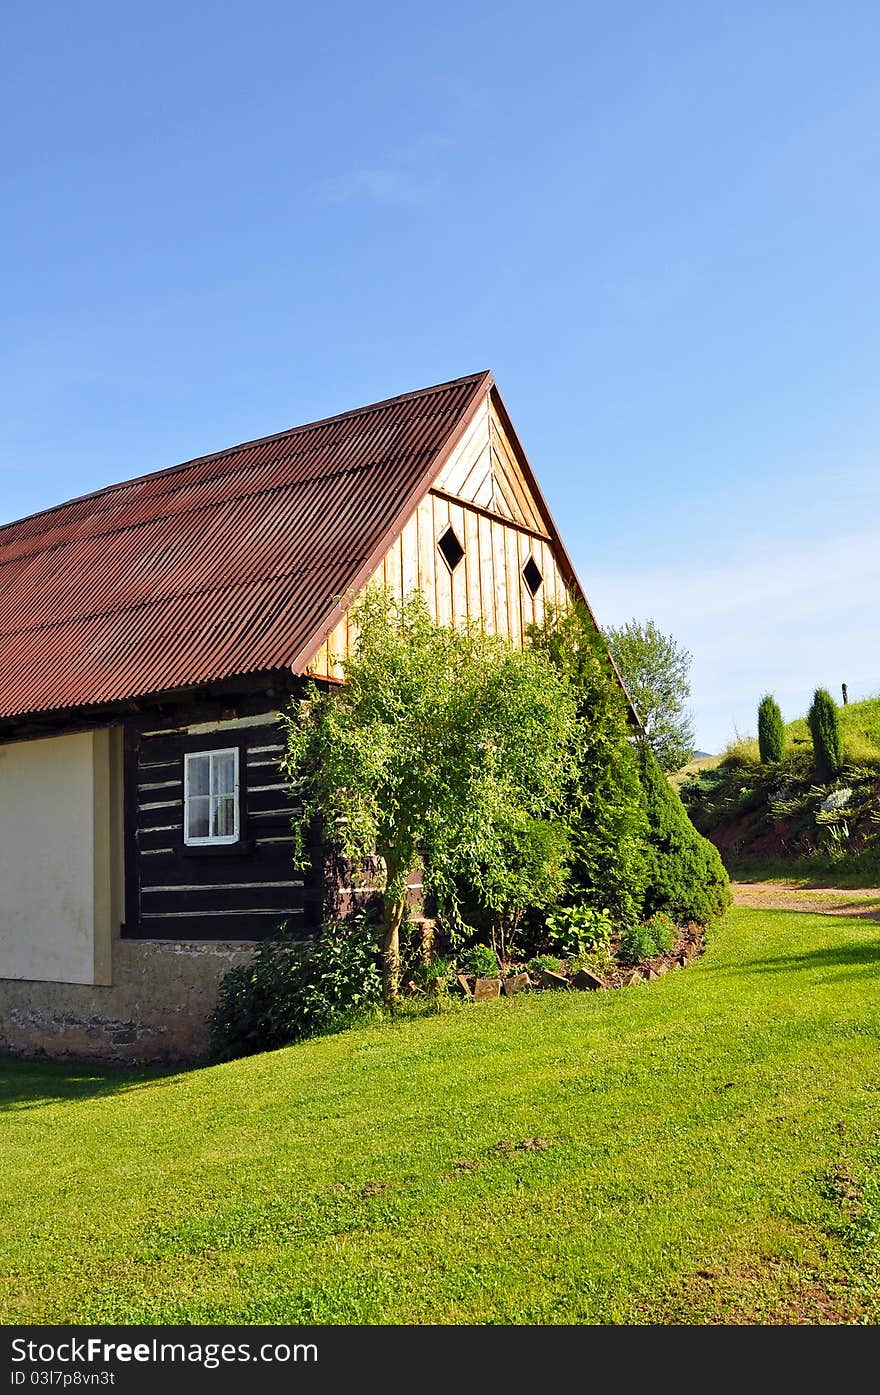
2 907 879 1325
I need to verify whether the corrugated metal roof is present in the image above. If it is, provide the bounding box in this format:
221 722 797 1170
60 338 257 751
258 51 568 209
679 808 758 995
0 372 492 722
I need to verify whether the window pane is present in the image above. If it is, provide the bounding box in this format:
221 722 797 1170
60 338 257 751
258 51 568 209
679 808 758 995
212 794 236 838
188 755 210 797
213 752 236 796
187 795 211 840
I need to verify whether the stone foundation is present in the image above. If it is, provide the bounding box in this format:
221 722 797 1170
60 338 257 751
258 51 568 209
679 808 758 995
0 937 254 1065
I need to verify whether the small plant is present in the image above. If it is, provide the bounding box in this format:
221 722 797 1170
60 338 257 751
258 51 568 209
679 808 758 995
619 912 677 966
758 694 786 763
528 953 563 975
463 943 499 978
808 688 842 783
569 945 618 981
415 953 457 991
412 953 458 1010
545 905 614 958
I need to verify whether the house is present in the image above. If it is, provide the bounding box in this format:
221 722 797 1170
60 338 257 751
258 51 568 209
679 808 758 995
0 371 619 1062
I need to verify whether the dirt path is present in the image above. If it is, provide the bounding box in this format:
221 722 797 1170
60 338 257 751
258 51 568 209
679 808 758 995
732 881 880 920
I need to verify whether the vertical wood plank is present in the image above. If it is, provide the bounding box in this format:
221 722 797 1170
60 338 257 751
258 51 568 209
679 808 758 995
448 501 469 627
464 506 482 627
416 495 437 619
491 519 509 639
518 530 536 634
505 524 522 649
478 512 496 634
434 495 453 628
400 513 419 596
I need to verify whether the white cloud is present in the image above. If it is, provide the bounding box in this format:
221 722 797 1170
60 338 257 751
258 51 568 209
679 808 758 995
586 529 880 753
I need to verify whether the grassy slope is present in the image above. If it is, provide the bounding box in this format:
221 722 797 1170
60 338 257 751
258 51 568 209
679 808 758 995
786 695 880 762
675 697 880 783
2 908 879 1325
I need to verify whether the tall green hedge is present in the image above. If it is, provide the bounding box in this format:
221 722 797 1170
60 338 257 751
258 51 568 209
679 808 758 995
757 693 786 763
528 604 648 922
637 741 731 924
808 688 842 782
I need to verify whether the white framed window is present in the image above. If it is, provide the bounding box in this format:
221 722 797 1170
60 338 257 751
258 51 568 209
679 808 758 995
183 748 240 845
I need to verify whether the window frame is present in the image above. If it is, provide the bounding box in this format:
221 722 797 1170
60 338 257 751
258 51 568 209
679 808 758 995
183 746 241 847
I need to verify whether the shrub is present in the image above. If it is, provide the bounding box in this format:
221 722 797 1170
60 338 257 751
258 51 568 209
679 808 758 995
544 904 613 958
637 742 732 924
808 688 842 782
458 815 571 964
720 735 760 769
758 694 786 763
413 953 458 1004
463 943 499 978
528 603 649 922
619 913 676 965
208 914 383 1061
528 953 563 975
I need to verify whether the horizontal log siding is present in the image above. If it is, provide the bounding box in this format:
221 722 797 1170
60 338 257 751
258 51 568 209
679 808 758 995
124 709 320 940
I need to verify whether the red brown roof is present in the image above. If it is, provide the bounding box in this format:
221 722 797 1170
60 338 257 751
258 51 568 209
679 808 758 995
0 372 492 722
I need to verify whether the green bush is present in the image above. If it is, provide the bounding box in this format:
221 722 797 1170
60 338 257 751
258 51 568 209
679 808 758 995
208 914 383 1061
758 694 786 763
528 953 563 975
528 603 649 922
808 688 842 782
544 904 613 958
413 953 458 1004
463 943 499 978
619 911 677 964
637 742 732 924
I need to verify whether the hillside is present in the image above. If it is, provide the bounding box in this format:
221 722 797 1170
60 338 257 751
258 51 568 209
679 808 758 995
2 905 879 1325
679 695 880 873
786 696 880 764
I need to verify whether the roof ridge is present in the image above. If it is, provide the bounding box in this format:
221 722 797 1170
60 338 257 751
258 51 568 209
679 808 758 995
0 371 493 537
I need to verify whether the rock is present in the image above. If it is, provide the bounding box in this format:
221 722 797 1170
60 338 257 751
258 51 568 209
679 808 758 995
645 968 660 981
572 968 605 991
502 972 531 996
622 970 642 986
473 976 501 1001
540 969 570 991
653 962 669 976
456 973 474 997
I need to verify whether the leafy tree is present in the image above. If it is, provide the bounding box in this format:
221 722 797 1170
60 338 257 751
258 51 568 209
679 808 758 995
529 603 649 923
605 619 695 771
461 814 571 964
757 694 786 763
282 589 577 1003
636 742 731 924
808 688 842 782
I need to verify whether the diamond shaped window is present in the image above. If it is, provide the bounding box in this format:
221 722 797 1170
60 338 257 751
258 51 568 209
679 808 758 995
438 525 465 572
522 556 543 596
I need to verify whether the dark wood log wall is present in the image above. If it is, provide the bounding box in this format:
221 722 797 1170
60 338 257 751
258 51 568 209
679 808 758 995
123 706 320 940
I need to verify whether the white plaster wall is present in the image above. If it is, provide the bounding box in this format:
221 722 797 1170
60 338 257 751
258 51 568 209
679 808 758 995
0 729 114 985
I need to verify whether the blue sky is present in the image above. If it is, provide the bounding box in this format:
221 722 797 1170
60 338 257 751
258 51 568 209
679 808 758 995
2 2 879 750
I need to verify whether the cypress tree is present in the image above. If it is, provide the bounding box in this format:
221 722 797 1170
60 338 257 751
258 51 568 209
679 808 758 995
757 694 786 763
807 688 842 782
636 742 731 925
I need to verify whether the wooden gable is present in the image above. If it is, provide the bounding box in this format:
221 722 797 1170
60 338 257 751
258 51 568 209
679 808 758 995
307 387 576 682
